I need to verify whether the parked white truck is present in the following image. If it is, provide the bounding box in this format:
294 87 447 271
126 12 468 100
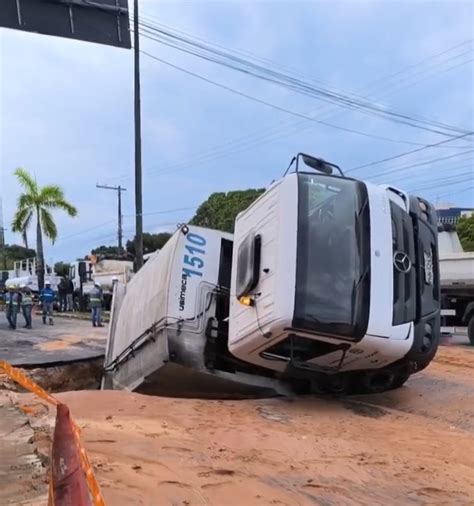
69 257 133 310
438 225 474 344
103 154 441 396
5 257 61 292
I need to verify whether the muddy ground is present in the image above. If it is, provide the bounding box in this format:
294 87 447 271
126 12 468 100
3 342 474 505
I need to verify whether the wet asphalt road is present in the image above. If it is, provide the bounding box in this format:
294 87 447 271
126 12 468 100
0 312 107 366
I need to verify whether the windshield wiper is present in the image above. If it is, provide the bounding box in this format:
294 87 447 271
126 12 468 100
350 264 370 324
354 194 369 254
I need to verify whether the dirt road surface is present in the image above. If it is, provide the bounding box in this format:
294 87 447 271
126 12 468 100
3 342 474 505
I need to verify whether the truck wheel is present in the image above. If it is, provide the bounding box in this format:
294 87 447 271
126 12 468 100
387 368 411 391
468 315 474 346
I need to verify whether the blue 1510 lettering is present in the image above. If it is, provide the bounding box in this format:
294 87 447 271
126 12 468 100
182 232 206 278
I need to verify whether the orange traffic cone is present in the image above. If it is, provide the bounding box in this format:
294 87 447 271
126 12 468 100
50 404 92 506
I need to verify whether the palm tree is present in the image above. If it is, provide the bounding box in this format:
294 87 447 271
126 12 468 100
11 168 78 289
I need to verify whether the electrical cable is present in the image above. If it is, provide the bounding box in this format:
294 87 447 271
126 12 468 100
347 132 474 173
141 50 460 149
137 21 471 137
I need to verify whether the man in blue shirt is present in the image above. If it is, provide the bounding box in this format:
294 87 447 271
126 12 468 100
40 280 55 325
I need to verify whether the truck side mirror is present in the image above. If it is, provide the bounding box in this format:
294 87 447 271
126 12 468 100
294 152 344 176
236 233 261 299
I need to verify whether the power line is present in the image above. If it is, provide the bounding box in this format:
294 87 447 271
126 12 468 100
386 163 474 187
55 219 116 243
140 50 453 148
123 205 197 218
411 173 473 192
89 9 474 191
55 206 195 245
103 32 472 184
368 149 474 181
138 11 472 110
96 184 127 254
129 37 471 181
347 132 474 173
433 185 474 200
137 21 471 137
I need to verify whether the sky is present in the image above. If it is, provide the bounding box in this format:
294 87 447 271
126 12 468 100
0 0 473 263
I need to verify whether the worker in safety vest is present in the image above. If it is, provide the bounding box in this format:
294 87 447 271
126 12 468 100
40 280 55 325
5 286 20 329
90 282 104 327
20 284 33 329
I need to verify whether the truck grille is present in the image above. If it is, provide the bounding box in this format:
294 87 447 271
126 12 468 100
391 202 417 325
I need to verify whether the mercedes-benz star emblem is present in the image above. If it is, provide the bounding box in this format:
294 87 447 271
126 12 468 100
393 251 412 273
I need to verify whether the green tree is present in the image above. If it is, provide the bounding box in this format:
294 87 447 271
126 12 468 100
91 245 121 256
190 188 265 233
11 168 78 289
126 232 172 256
0 244 36 270
54 261 71 277
457 214 474 252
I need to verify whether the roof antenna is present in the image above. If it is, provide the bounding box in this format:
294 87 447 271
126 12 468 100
283 156 296 177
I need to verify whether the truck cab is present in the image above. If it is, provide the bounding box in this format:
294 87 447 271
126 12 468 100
228 154 440 392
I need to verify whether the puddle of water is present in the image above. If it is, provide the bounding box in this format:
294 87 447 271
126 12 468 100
257 406 289 423
342 401 387 419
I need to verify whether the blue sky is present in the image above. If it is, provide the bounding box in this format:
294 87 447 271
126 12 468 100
1 0 473 263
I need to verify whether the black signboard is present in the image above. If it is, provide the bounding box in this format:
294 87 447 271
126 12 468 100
0 0 131 49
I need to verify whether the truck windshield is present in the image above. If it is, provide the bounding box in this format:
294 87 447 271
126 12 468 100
293 173 370 340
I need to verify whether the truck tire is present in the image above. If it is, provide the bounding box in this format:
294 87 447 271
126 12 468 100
387 368 411 391
468 315 474 346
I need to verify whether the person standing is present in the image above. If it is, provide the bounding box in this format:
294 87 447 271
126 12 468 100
20 284 33 329
5 286 20 329
40 280 55 325
66 275 74 312
58 277 67 312
89 282 104 327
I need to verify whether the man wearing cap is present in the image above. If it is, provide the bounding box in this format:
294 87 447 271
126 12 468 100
89 282 104 327
5 286 20 330
40 280 55 325
20 284 34 329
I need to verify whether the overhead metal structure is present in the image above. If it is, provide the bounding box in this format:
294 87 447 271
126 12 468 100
0 0 131 49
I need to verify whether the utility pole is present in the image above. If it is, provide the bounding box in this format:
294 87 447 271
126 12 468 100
0 197 5 272
133 0 144 271
96 184 127 254
0 196 4 249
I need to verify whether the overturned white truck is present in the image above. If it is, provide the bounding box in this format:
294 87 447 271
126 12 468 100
103 154 441 396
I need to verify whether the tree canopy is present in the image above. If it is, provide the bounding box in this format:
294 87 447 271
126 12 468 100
189 188 265 233
54 261 70 277
11 168 77 289
126 232 172 256
12 168 78 244
457 214 474 252
89 233 172 260
91 245 121 256
0 244 36 270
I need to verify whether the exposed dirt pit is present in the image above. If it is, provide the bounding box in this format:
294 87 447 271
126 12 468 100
0 358 104 393
15 344 474 505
